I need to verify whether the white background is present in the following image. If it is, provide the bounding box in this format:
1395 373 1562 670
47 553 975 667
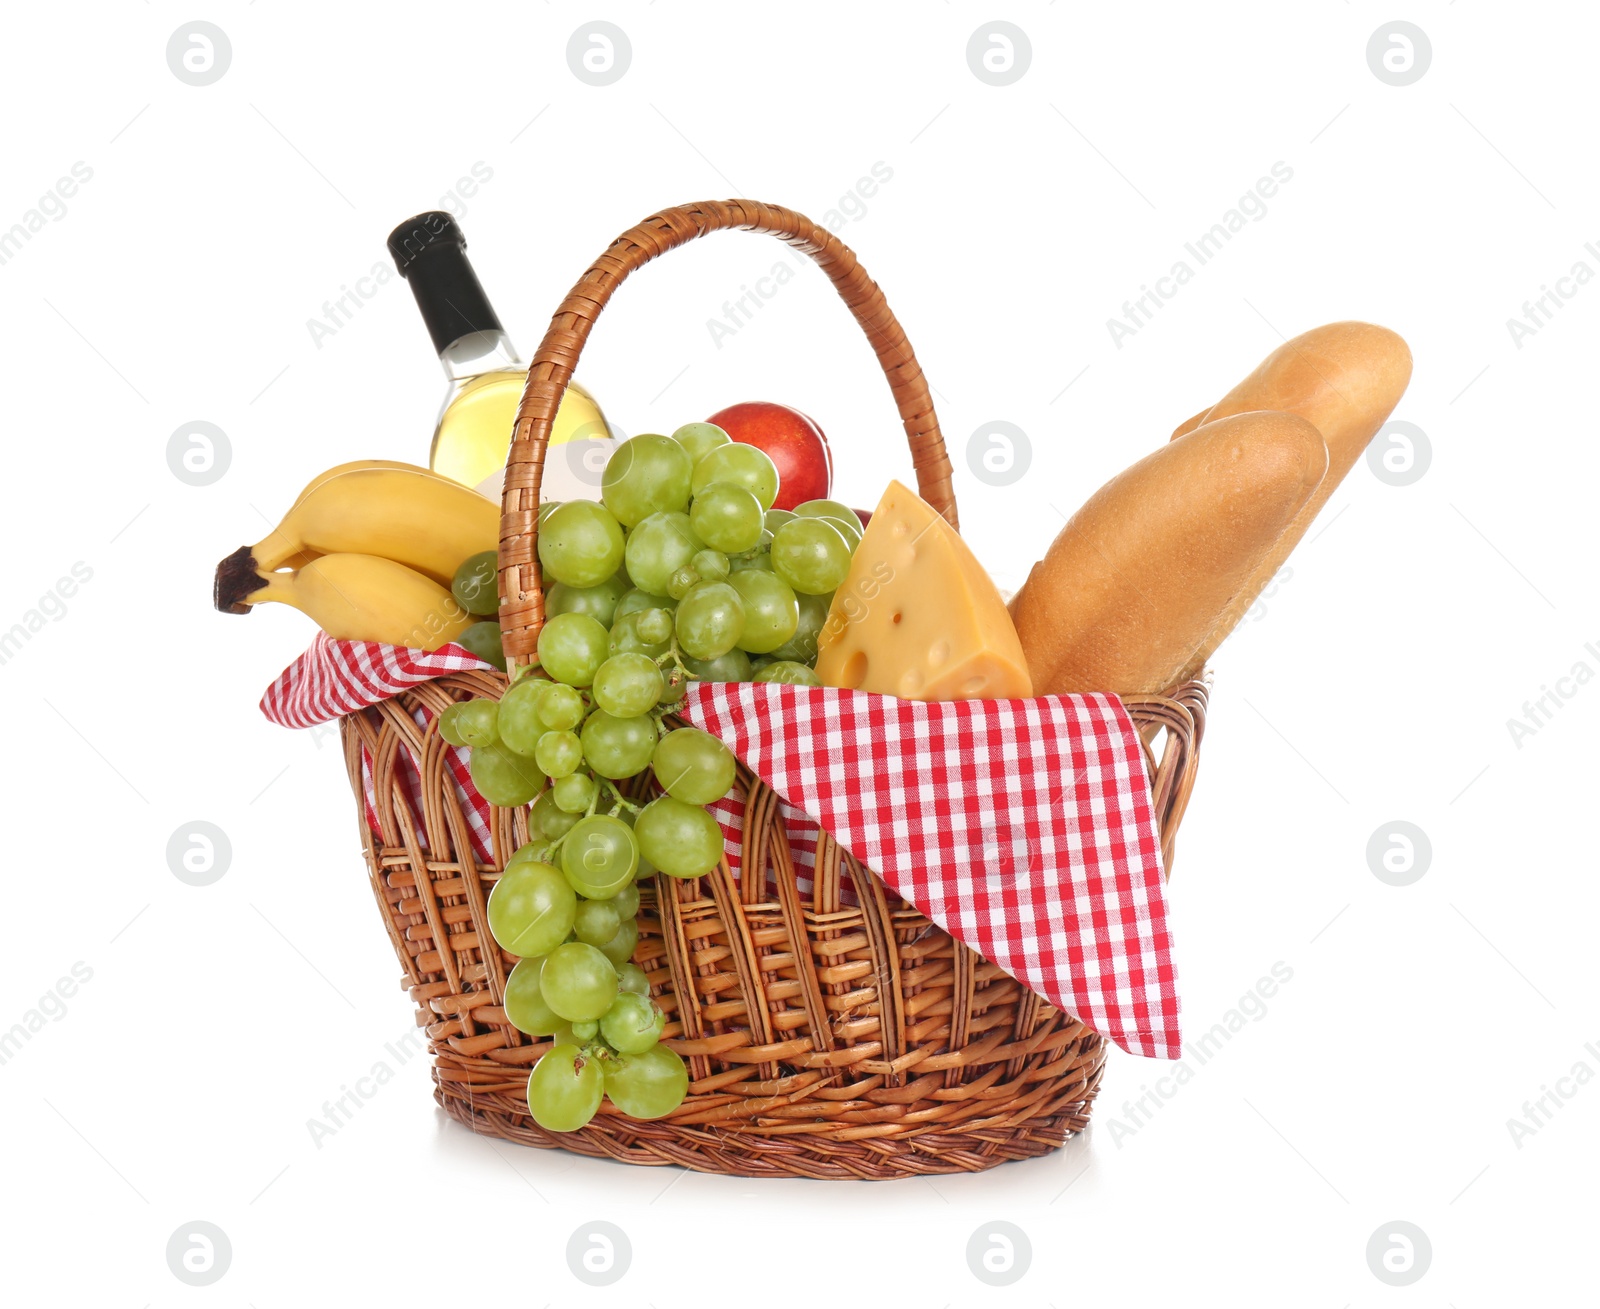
2 2 1594 1303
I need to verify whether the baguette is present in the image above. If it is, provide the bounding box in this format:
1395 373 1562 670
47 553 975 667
1009 410 1327 695
1171 321 1412 680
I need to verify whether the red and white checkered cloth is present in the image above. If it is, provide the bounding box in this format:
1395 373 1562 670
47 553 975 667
262 636 1180 1058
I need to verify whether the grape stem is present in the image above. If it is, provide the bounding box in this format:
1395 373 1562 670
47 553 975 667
599 777 643 816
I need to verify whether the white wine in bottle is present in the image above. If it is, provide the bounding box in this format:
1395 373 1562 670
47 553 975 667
387 212 613 500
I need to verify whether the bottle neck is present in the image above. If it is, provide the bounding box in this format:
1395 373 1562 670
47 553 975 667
400 240 515 361
439 329 522 382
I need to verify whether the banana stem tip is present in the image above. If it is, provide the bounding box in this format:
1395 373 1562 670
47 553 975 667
214 546 265 614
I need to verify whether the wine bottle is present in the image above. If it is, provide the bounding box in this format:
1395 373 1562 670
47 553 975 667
387 211 612 500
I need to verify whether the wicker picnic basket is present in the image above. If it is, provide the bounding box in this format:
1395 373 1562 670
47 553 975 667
340 200 1209 1180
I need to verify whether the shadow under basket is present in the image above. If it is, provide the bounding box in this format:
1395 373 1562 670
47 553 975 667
338 199 1211 1179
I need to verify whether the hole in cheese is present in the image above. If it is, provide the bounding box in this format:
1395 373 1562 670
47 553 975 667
891 612 903 625
841 650 868 689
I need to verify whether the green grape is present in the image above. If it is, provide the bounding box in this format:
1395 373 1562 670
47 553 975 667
671 421 730 466
561 814 639 897
539 942 620 1021
617 961 651 996
553 772 597 814
666 566 700 601
580 711 658 780
537 501 562 526
598 917 640 967
728 570 799 654
681 648 752 682
614 588 676 622
570 1018 600 1042
608 883 641 920
573 898 622 947
728 548 775 574
601 434 693 527
770 518 851 595
689 481 765 553
750 655 776 671
545 573 629 628
471 742 545 806
635 854 657 880
601 992 665 1054
636 608 673 645
526 1044 603 1132
635 796 725 879
451 550 500 616
456 621 506 671
604 1044 688 1120
794 500 864 532
441 699 497 748
691 549 730 582
534 729 583 779
752 660 823 686
537 682 586 731
608 612 670 661
531 788 579 841
764 508 797 535
495 678 548 754
624 511 702 596
536 612 609 686
487 860 576 957
437 704 468 747
657 667 689 705
768 590 832 663
818 515 863 551
652 728 737 805
691 443 780 510
593 653 664 718
675 581 745 660
506 839 549 869
537 500 625 588
504 956 565 1036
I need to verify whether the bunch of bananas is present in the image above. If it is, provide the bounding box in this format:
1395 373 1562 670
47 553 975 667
213 461 500 652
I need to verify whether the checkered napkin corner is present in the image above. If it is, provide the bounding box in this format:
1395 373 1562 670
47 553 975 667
259 632 491 729
676 681 1181 1060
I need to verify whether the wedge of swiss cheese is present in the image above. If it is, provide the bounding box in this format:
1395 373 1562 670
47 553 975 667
815 481 1032 700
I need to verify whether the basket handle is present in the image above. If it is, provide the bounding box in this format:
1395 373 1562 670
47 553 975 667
496 199 955 665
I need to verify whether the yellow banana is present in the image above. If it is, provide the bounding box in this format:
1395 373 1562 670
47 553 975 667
234 553 474 649
286 459 454 508
259 463 497 578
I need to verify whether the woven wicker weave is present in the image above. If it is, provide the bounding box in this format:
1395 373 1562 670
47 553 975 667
340 201 1208 1179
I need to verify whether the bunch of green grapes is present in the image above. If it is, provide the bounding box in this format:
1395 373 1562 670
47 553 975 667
434 422 862 1131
